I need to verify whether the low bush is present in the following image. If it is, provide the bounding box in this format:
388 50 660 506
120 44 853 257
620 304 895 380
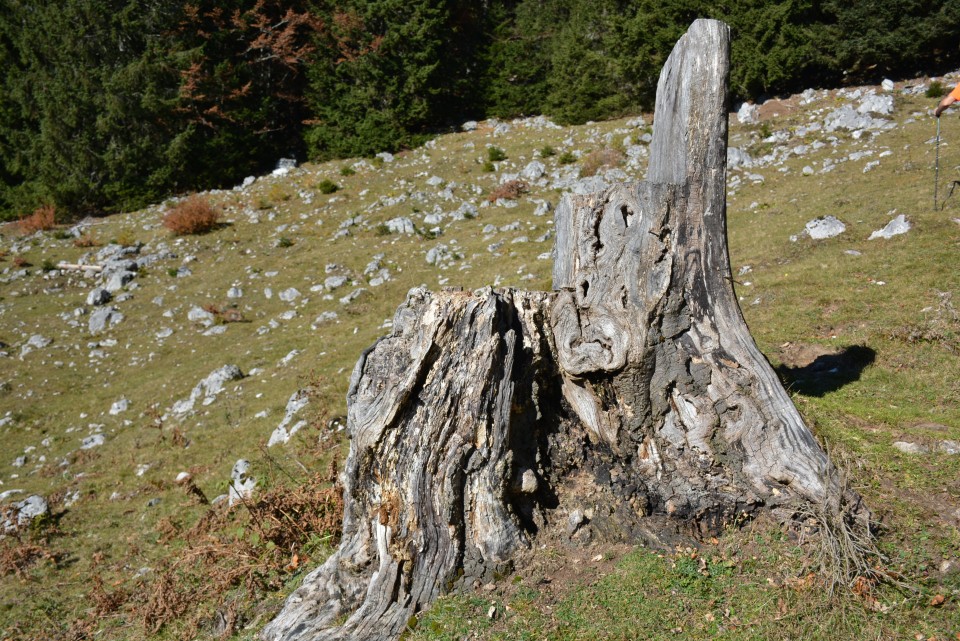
487 146 507 162
162 195 221 235
318 179 340 194
558 151 577 164
927 81 946 99
539 145 556 158
18 205 56 235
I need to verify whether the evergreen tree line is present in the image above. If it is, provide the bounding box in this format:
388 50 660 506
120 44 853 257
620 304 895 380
2 0 959 220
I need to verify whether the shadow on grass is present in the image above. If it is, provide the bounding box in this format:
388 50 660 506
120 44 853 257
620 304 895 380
776 345 876 397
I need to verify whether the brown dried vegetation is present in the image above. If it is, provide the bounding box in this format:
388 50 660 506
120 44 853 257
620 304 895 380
487 179 529 202
17 204 56 235
130 473 343 635
579 148 625 177
162 194 222 235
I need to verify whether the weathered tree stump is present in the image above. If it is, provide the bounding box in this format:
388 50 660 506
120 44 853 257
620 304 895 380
262 19 868 641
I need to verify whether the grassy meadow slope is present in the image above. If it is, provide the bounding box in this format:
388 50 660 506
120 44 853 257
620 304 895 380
0 78 958 640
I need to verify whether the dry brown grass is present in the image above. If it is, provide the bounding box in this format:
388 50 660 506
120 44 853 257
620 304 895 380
73 231 100 248
162 194 222 235
131 473 343 635
18 204 56 235
487 179 529 202
580 148 625 177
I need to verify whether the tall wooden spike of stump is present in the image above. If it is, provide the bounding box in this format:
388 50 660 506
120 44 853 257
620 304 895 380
262 19 867 641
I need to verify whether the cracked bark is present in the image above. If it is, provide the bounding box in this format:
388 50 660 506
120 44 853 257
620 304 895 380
261 19 868 641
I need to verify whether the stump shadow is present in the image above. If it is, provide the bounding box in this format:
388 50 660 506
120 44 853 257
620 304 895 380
775 344 876 397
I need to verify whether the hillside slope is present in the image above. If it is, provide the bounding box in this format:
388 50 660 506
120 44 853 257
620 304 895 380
1 76 958 640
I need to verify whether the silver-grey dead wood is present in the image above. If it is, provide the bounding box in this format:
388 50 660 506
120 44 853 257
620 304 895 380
261 19 869 641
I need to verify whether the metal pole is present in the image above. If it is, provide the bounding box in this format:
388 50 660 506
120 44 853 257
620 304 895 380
935 117 941 210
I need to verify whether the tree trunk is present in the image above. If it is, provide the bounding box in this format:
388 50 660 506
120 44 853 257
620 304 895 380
262 19 868 641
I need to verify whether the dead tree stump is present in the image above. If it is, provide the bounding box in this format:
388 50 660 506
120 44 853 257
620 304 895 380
262 19 868 641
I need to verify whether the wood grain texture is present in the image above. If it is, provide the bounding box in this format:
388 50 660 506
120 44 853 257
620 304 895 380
262 20 866 641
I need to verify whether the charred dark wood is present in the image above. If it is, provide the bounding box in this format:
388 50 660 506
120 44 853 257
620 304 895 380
262 19 868 641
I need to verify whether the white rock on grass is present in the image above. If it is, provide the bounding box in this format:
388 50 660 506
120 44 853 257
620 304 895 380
267 389 311 447
81 434 106 450
311 312 338 329
737 102 759 124
171 365 245 416
858 94 894 116
88 307 124 334
86 287 112 306
109 398 129 415
727 147 754 169
187 305 216 327
893 441 929 454
938 440 960 455
19 335 52 359
521 161 546 181
3 495 49 531
869 213 911 240
386 217 415 235
228 459 256 506
279 287 301 303
805 216 846 240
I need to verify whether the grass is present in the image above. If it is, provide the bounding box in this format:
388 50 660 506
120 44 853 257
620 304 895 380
1 82 959 640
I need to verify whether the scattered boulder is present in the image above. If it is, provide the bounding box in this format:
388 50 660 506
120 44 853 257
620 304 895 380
228 459 256 506
521 161 546 181
805 216 846 240
386 217 416 235
858 94 894 116
187 305 216 327
938 440 960 455
727 147 753 169
737 101 759 124
171 365 245 416
824 105 891 132
869 213 911 240
279 288 301 303
19 334 52 359
88 306 124 334
267 389 311 446
3 495 49 532
86 288 112 306
893 441 929 455
109 398 129 415
81 433 106 450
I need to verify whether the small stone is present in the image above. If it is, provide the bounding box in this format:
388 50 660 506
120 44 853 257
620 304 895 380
81 434 106 450
5 495 49 531
279 287 301 303
187 305 216 327
86 287 112 306
109 398 129 415
937 440 960 455
737 101 758 124
229 459 257 506
892 441 929 454
804 216 846 240
869 213 910 240
567 509 587 534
